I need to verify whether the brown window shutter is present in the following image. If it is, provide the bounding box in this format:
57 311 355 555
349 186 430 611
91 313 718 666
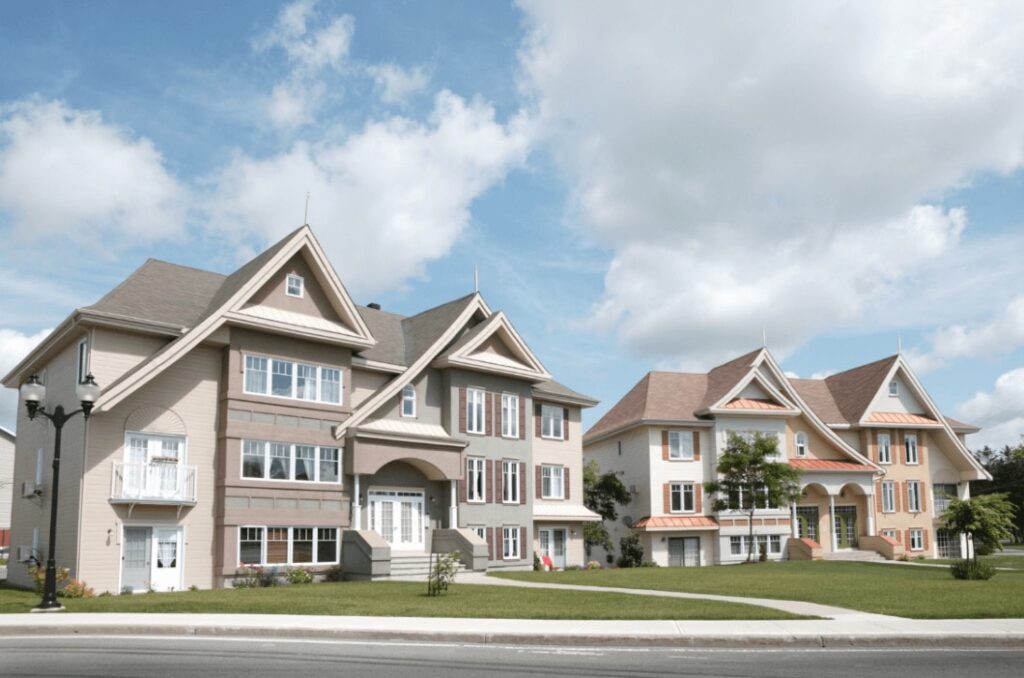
499 527 506 561
923 528 930 552
485 460 493 502
894 432 903 465
564 467 570 501
919 482 927 513
520 527 527 560
495 394 503 437
661 431 669 461
519 462 526 504
875 486 883 513
894 482 902 513
905 528 912 548
693 431 701 461
905 482 911 513
518 396 526 439
563 408 570 440
459 387 467 433
663 483 671 514
919 429 927 463
485 393 493 436
895 529 902 544
535 403 542 438
535 465 543 499
486 528 494 560
695 486 703 514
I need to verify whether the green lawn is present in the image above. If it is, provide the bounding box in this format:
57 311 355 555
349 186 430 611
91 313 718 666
0 581 804 620
492 561 1024 619
926 555 1024 570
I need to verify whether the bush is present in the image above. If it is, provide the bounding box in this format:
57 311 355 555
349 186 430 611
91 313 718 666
27 564 70 595
616 533 644 568
533 552 542 571
758 542 768 562
286 567 313 585
232 565 277 588
975 543 995 557
951 558 997 580
585 560 602 570
323 564 345 582
427 552 460 596
59 579 95 599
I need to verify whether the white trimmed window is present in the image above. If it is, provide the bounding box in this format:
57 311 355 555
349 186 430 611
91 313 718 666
541 404 564 439
670 482 695 513
466 388 485 434
909 528 924 551
881 528 897 540
881 480 895 513
877 433 892 464
286 274 304 298
933 483 957 514
729 536 742 555
668 431 693 460
238 526 338 566
242 440 340 483
471 526 486 540
907 480 922 513
401 384 416 417
244 353 342 404
502 460 520 503
76 337 89 384
501 394 519 438
794 432 808 458
905 433 919 464
541 464 565 499
502 527 520 559
467 457 485 502
889 380 899 396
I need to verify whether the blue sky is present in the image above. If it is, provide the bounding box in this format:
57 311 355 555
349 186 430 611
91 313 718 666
2 1 1024 449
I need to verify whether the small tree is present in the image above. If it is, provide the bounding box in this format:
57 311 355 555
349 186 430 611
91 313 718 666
704 432 803 563
583 459 632 558
941 494 1016 563
616 533 644 567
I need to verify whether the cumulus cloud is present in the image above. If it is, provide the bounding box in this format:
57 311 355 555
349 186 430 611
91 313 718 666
367 63 431 105
0 99 186 244
0 327 51 430
517 0 1024 366
208 91 532 295
957 367 1024 450
907 296 1024 373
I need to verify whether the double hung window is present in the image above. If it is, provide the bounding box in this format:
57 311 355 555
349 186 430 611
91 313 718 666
668 431 693 460
877 433 892 464
909 528 924 551
907 480 922 513
541 465 565 499
502 460 520 503
670 482 695 513
242 441 340 483
466 388 485 434
467 457 485 502
244 353 342 404
502 527 520 559
501 394 519 438
401 384 416 417
905 434 919 464
881 480 895 513
541 405 564 439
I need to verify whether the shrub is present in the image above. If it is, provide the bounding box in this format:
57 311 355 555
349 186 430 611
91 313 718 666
27 564 70 595
59 579 95 599
188 585 199 592
616 534 644 568
976 543 995 557
427 552 460 596
951 558 997 581
323 564 345 582
585 560 602 570
286 567 313 585
565 565 583 571
638 560 660 567
758 542 768 562
233 565 262 589
533 552 542 571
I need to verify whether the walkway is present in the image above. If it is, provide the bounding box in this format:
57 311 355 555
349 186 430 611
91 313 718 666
460 572 897 620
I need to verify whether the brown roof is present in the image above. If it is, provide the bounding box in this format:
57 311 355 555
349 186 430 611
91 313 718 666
584 371 710 443
790 378 847 424
944 415 980 432
698 348 762 410
823 355 898 424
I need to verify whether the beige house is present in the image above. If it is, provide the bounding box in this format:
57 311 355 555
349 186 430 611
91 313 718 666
584 349 988 566
0 426 13 556
2 225 598 592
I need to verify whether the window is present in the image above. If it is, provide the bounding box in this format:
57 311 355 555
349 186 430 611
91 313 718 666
728 485 776 510
241 441 341 483
471 526 486 540
466 388 485 434
286 274 304 298
668 431 693 460
889 380 899 396
401 384 416 417
243 354 342 404
881 528 897 540
909 528 924 551
728 535 782 557
933 483 957 514
467 457 485 502
881 480 895 513
730 536 742 555
541 404 565 439
76 338 89 384
501 394 519 438
936 528 961 559
239 526 339 566
502 527 520 559
769 535 781 554
670 482 695 513
877 433 892 464
794 432 808 458
541 465 565 499
905 434 919 464
502 460 520 503
907 480 922 513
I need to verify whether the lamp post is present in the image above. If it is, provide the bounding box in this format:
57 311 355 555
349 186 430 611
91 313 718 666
20 373 101 611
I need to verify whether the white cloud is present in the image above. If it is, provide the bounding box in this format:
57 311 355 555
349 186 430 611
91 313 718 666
0 328 51 430
956 367 1024 450
0 99 186 243
907 296 1024 373
367 63 431 105
208 90 532 295
517 1 1024 366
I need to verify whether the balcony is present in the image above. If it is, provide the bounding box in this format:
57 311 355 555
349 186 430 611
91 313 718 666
111 461 197 515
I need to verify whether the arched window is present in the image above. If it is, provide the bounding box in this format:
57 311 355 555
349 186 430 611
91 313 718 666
401 384 416 417
795 432 808 457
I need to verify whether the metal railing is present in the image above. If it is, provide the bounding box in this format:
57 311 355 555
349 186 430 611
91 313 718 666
111 461 197 504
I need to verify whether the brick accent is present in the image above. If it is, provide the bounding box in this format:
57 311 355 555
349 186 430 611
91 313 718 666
564 467 570 501
518 396 526 440
520 527 527 560
485 392 493 436
894 481 902 513
695 486 703 513
535 403 542 438
486 459 494 503
535 464 543 499
923 528 930 552
919 481 927 513
458 387 467 433
519 462 526 504
662 430 669 460
495 394 502 437
693 431 701 461
486 527 494 560
905 528 912 549
663 483 671 514
875 486 883 513
563 408 570 440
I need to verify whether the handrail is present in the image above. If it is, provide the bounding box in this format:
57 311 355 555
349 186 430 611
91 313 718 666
110 461 197 503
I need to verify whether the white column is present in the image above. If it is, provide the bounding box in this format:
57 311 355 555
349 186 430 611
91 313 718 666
352 474 362 530
449 480 459 528
790 502 798 537
866 491 876 536
829 494 838 552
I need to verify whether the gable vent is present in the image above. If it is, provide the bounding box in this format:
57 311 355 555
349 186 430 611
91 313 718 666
367 303 381 310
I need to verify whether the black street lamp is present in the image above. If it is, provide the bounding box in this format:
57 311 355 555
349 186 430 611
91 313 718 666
20 373 101 611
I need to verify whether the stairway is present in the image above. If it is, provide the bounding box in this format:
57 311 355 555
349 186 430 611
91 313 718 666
386 553 469 579
822 548 887 562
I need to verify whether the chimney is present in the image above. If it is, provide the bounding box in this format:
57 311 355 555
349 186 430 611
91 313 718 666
367 302 381 310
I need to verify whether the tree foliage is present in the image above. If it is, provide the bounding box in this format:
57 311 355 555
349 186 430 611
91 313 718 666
941 494 1016 563
703 432 803 562
583 459 632 557
972 442 1024 543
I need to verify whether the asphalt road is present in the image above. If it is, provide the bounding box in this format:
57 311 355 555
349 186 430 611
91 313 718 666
2 636 1022 678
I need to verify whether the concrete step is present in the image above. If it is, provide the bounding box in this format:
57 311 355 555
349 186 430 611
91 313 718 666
388 554 468 578
822 549 886 562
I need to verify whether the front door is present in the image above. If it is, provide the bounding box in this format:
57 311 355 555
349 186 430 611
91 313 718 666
121 526 182 592
834 506 857 549
797 506 819 542
668 537 701 567
121 527 151 592
151 528 182 591
539 528 566 569
369 489 425 551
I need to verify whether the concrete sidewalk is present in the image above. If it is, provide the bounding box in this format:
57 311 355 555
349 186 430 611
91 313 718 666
1 613 1022 648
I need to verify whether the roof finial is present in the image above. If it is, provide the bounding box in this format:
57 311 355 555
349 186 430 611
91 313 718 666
303 192 310 225
897 334 902 355
474 264 479 293
762 326 767 348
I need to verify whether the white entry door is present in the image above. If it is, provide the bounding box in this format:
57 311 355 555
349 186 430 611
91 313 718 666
122 526 182 592
539 528 567 569
369 490 425 551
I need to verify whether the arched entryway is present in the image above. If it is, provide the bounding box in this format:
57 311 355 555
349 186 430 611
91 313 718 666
358 460 452 552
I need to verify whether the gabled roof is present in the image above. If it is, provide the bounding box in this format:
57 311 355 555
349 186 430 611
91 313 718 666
0 425 14 442
823 355 899 424
698 348 763 411
584 371 710 443
789 378 847 425
533 379 598 407
431 310 551 382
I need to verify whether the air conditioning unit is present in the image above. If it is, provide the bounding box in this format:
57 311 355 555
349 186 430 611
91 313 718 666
17 545 36 563
21 481 43 498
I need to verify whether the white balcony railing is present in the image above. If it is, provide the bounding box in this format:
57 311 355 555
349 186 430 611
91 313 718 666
111 461 197 505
